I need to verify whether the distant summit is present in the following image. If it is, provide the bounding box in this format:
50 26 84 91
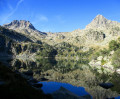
2 15 120 47
3 20 36 30
85 14 120 29
3 20 47 40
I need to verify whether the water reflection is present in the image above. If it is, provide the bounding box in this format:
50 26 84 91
11 58 89 73
39 81 90 96
8 58 120 99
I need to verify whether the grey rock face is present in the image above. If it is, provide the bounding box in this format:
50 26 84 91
4 20 35 30
0 26 43 58
2 15 120 47
86 14 120 29
3 20 47 40
85 29 105 41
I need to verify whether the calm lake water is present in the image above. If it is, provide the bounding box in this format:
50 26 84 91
39 81 89 96
3 58 120 99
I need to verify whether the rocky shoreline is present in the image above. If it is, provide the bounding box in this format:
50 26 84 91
89 55 120 74
34 68 119 99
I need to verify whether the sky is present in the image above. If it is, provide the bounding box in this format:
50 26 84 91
0 0 120 32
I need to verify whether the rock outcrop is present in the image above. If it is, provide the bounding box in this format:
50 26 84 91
44 15 120 48
3 20 47 41
86 15 120 29
1 15 120 57
4 20 36 30
3 15 120 48
0 26 47 59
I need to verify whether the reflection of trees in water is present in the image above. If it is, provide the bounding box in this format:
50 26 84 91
90 67 120 94
10 58 120 99
36 58 89 73
11 58 89 73
11 58 57 72
39 67 119 99
11 59 37 70
53 59 88 73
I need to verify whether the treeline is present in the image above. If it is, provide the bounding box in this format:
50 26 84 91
0 26 95 61
36 43 57 58
54 42 94 59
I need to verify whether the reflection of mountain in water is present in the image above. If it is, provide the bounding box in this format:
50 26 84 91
11 58 89 74
11 58 57 72
9 58 119 99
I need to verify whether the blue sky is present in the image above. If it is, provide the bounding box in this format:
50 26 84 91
0 0 120 32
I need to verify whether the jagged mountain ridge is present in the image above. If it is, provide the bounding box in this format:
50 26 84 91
0 26 36 57
0 26 32 42
3 20 47 41
86 15 120 29
3 15 120 48
60 14 120 47
0 26 53 58
3 20 36 30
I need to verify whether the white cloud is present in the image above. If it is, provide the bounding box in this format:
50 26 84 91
16 0 24 8
1 0 24 24
39 15 48 21
32 14 48 25
7 4 13 11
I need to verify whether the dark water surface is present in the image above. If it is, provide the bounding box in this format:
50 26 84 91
2 58 120 99
39 81 89 96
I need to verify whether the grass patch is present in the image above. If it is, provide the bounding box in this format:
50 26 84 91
101 59 107 65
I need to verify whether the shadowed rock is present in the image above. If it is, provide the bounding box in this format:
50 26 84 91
0 81 5 85
52 87 91 99
40 77 48 81
28 78 38 83
23 70 33 76
32 83 43 88
106 97 115 99
99 83 114 89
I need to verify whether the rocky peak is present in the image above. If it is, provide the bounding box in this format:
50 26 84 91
94 14 107 22
3 20 35 30
85 14 119 29
3 20 47 39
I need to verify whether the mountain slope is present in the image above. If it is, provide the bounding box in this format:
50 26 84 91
0 26 34 57
85 15 120 29
0 26 32 42
2 15 120 49
3 20 47 41
0 26 57 59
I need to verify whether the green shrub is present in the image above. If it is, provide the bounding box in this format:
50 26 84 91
112 49 120 68
109 40 119 51
90 51 100 60
99 48 110 56
101 59 106 65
